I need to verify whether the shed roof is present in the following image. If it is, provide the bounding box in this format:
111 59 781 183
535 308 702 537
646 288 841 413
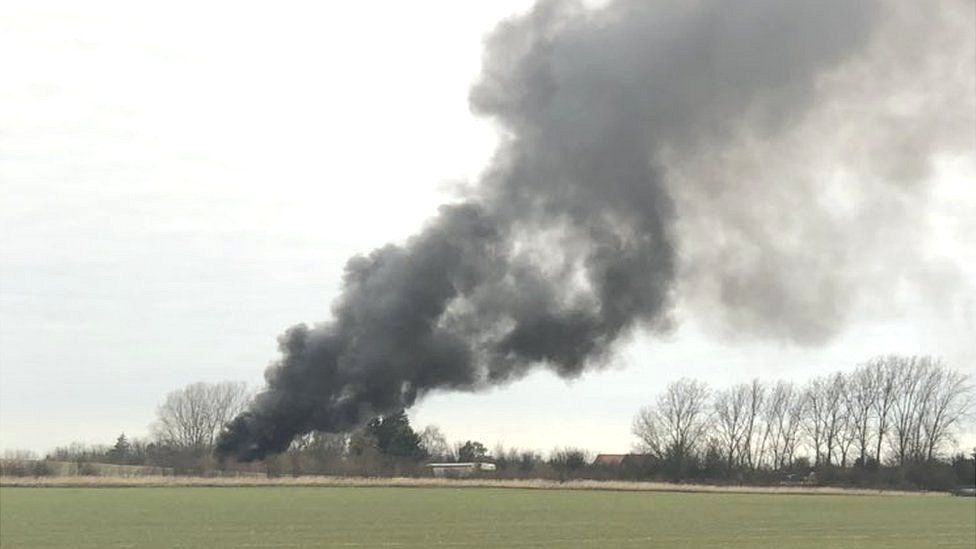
592 454 628 466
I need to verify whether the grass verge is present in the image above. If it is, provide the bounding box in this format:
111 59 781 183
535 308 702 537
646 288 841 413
0 475 947 496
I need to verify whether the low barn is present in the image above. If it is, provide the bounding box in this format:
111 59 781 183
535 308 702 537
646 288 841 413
592 454 628 467
425 462 496 478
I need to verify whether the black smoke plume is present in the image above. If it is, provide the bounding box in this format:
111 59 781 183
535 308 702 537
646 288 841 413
217 0 974 460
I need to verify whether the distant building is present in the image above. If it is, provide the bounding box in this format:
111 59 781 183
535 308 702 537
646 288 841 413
592 454 628 467
779 472 817 486
425 462 497 478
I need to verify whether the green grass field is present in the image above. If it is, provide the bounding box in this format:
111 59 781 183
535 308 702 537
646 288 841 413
1 487 973 548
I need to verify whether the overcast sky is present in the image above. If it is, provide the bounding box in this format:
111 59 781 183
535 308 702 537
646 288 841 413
1 0 974 456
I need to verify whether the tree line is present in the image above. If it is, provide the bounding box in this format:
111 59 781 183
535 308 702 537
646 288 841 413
4 381 255 476
2 355 973 491
1 378 597 481
630 355 974 489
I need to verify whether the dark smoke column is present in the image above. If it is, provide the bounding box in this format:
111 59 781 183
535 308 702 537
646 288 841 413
218 0 881 461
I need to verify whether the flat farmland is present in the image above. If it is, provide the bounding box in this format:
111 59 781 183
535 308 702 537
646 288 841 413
1 486 973 548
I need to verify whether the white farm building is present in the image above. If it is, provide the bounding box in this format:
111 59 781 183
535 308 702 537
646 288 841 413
425 462 497 478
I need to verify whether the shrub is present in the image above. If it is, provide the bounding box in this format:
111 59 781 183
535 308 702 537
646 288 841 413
31 460 54 477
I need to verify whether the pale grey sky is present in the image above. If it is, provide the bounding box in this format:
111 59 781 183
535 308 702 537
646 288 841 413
1 0 974 456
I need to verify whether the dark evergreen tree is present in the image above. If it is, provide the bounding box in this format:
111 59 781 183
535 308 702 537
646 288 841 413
108 433 131 464
457 441 488 462
365 411 424 459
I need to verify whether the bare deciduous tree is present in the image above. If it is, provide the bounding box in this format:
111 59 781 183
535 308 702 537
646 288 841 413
764 382 787 468
834 374 861 468
152 381 251 450
420 425 450 460
632 405 666 459
781 384 807 467
845 364 876 465
869 356 898 463
889 356 932 464
742 379 767 469
713 384 748 469
803 377 828 466
633 379 711 466
764 381 805 468
822 373 847 466
920 367 973 461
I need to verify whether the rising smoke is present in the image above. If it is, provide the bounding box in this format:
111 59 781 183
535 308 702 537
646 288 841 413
217 0 975 460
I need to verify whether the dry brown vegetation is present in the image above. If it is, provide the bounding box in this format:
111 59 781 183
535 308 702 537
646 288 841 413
0 460 173 477
0 474 946 496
